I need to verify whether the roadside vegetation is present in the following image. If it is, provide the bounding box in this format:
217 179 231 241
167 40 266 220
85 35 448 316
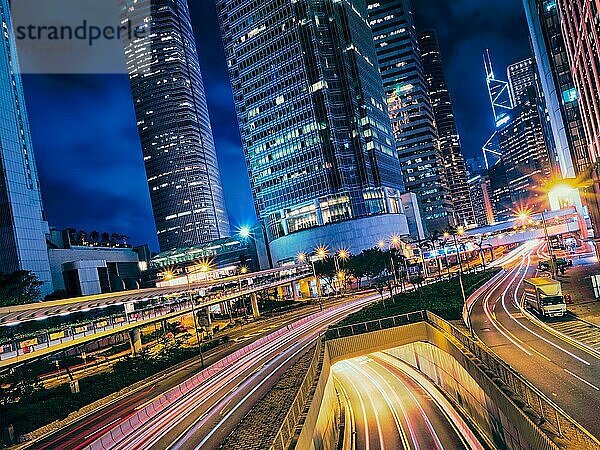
331 268 501 331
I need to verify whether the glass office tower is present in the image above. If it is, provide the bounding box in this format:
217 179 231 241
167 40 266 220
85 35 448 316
558 0 600 243
367 0 454 233
0 0 52 297
523 0 589 178
120 0 230 252
419 30 475 227
217 0 409 263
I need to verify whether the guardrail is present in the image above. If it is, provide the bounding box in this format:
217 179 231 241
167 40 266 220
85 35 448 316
425 311 599 449
325 310 426 340
270 339 323 450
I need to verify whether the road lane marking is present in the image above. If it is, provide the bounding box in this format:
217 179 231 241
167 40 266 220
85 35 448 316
563 369 600 391
504 249 592 366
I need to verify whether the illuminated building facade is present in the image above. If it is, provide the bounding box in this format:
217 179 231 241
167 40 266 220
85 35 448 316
508 59 538 106
523 0 589 179
558 0 600 240
217 0 409 263
497 86 552 211
488 160 512 222
419 30 475 227
467 175 495 226
0 0 52 296
367 0 454 232
120 0 230 252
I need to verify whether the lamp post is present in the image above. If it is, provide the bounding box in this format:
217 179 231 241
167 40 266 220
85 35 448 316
445 228 469 335
334 248 349 293
298 249 325 310
183 267 205 369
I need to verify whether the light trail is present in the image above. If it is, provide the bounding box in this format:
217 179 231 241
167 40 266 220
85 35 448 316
332 355 471 450
86 292 384 450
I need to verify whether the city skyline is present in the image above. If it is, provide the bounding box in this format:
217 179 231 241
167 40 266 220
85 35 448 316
22 0 531 250
2 1 600 448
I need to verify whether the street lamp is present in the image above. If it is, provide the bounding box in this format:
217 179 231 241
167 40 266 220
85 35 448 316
298 247 327 310
516 210 555 277
238 225 252 239
445 228 469 334
183 266 205 369
334 248 349 293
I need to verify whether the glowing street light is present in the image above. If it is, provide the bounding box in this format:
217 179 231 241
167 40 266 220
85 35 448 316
337 248 349 260
296 252 307 263
316 246 328 260
238 225 251 239
162 270 175 280
377 239 386 249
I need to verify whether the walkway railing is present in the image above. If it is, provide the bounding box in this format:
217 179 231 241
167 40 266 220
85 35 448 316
425 312 599 449
0 271 311 363
325 310 426 340
270 339 323 450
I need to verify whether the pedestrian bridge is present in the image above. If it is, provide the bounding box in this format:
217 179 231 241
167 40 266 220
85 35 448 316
0 265 315 368
282 311 599 450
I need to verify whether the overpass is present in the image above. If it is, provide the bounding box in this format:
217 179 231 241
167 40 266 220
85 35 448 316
0 265 315 368
420 207 583 270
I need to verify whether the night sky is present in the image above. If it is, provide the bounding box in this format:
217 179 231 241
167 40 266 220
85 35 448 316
21 0 531 252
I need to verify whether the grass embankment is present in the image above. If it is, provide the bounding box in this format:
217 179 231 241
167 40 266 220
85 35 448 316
335 269 501 328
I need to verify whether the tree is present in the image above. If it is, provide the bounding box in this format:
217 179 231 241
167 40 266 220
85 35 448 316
0 271 43 306
75 230 87 246
0 366 41 407
89 230 99 245
314 257 337 293
100 232 110 245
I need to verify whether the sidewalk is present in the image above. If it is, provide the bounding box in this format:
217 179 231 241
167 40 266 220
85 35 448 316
555 251 600 327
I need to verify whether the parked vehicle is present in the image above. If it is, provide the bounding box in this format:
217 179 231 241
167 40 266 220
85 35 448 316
523 278 567 318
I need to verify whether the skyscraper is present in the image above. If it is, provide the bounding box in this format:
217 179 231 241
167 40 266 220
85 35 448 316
419 30 475 227
367 0 454 233
217 0 409 263
483 55 552 214
497 87 552 211
556 0 600 240
523 0 589 178
120 0 230 252
507 58 557 181
507 58 537 106
0 0 52 296
467 175 495 226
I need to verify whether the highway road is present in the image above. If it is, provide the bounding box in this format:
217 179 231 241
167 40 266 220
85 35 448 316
29 292 380 450
333 352 482 450
469 240 600 438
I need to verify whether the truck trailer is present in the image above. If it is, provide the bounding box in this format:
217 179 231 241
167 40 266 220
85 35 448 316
523 278 566 318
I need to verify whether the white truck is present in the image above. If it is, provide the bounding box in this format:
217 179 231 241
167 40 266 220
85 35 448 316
523 278 567 318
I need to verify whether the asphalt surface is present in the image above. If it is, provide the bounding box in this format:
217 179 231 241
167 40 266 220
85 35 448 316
332 353 475 450
29 293 379 450
469 240 600 439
